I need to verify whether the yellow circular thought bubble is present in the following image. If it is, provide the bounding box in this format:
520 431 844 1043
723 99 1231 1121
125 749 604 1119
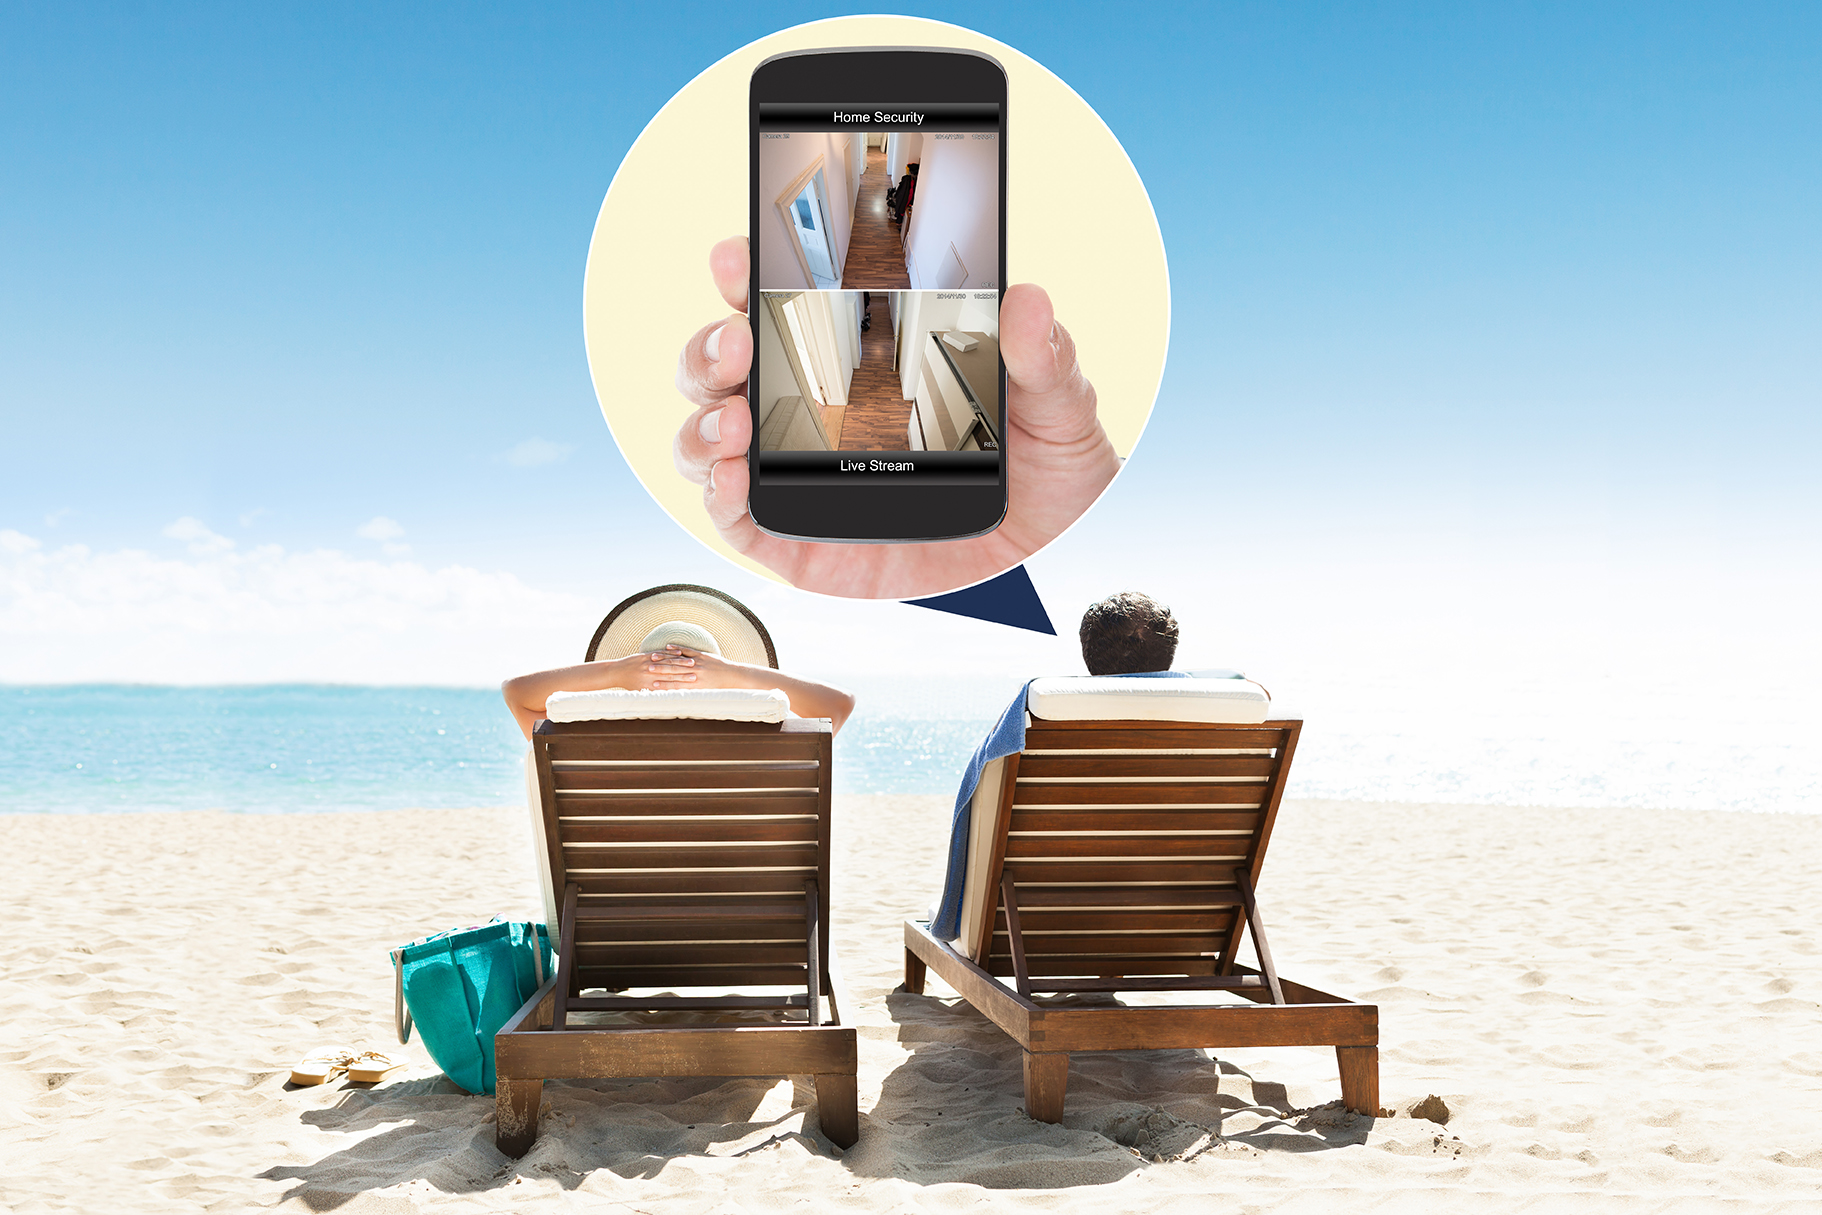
584 15 1168 590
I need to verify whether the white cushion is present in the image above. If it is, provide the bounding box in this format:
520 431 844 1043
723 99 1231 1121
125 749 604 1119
1026 676 1270 724
545 687 789 723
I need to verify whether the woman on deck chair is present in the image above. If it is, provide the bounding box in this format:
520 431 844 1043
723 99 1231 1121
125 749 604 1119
501 583 855 740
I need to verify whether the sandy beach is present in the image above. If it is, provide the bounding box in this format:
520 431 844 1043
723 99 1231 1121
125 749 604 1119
3 795 1820 1212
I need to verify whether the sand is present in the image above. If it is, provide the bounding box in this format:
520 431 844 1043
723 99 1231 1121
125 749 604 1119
3 796 1820 1212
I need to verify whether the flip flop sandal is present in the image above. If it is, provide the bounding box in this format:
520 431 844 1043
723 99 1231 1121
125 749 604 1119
345 1050 406 1084
290 1047 356 1086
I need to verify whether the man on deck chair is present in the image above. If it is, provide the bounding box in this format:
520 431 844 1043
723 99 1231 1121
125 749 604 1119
929 591 1262 942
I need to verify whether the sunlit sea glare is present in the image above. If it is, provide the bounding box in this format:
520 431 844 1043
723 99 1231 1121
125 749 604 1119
0 682 1815 814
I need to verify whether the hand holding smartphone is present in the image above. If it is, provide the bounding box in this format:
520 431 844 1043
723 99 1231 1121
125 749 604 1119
747 48 1009 543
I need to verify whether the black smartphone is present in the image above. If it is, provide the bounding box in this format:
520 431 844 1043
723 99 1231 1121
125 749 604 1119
747 47 1008 543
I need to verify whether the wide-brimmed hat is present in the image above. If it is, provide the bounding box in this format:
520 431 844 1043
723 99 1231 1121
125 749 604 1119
585 584 778 669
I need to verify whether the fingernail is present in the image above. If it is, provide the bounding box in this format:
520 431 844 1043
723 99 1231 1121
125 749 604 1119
705 325 725 362
706 461 720 497
1049 321 1061 354
698 408 722 444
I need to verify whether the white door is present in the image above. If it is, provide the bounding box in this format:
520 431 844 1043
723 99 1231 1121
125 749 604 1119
790 175 838 289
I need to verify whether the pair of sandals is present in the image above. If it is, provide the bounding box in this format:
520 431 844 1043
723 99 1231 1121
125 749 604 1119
290 1047 405 1087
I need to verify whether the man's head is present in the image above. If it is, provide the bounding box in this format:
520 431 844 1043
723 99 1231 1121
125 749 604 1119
1078 592 1179 675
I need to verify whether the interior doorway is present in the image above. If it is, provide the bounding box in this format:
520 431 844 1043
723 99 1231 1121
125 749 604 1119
777 162 840 290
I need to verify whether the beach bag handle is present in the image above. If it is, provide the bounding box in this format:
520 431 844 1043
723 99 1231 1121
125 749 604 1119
392 919 547 1046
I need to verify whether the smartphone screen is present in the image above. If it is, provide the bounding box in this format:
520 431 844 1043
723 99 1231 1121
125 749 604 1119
748 49 1008 543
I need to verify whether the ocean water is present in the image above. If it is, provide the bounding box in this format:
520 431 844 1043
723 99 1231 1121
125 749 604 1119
0 683 1815 814
0 685 992 814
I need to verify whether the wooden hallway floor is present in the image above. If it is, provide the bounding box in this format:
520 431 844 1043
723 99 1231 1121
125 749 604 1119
833 294 911 450
841 148 911 289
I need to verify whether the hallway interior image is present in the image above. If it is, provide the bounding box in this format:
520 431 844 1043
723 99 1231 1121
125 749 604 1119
757 130 999 292
838 145 911 289
754 289 1002 453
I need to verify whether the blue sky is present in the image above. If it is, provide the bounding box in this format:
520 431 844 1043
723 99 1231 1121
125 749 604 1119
1 3 1818 703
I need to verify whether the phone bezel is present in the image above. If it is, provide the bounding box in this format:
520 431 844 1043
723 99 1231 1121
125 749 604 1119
747 47 1008 544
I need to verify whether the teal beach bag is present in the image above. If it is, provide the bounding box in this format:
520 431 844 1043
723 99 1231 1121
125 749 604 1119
392 918 554 1095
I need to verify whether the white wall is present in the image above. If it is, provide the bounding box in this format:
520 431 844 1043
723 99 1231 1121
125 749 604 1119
895 292 962 401
903 134 998 290
895 290 999 401
829 291 860 387
756 133 859 289
753 295 797 422
845 132 865 221
958 294 999 335
886 132 923 183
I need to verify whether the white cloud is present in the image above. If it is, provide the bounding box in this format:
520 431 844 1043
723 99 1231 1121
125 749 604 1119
0 531 589 684
504 437 574 468
355 516 409 555
355 516 405 541
161 516 235 555
1 529 43 555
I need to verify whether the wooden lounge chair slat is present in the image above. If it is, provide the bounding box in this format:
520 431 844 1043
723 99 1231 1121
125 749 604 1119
1023 975 1267 993
554 793 817 816
567 995 808 1012
1003 860 1245 885
539 736 826 762
556 818 820 845
499 716 855 1157
1007 810 1264 833
568 872 816 897
1011 783 1270 807
573 901 805 920
1003 836 1255 860
561 844 821 869
572 942 809 967
1000 909 1237 933
985 955 1223 977
571 965 811 988
575 920 809 944
991 933 1229 955
1015 754 1280 779
552 766 822 790
903 717 1377 1125
1008 887 1246 909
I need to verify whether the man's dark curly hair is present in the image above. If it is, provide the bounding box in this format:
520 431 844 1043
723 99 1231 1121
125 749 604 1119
1078 592 1179 675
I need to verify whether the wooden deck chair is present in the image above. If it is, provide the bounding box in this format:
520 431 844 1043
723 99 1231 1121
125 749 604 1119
902 681 1378 1123
495 714 858 1156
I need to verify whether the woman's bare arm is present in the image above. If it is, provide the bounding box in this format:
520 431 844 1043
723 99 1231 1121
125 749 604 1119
502 648 857 739
500 654 657 740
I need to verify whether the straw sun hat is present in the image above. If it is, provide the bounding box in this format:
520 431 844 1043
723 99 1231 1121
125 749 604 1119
584 585 778 670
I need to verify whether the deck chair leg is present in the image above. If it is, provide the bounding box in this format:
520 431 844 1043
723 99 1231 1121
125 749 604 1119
1235 872 1285 1005
804 878 822 1026
1022 1050 1069 1123
903 947 927 994
495 1077 544 1158
1336 1046 1379 1116
1001 873 1032 998
552 882 578 1029
814 1072 859 1148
